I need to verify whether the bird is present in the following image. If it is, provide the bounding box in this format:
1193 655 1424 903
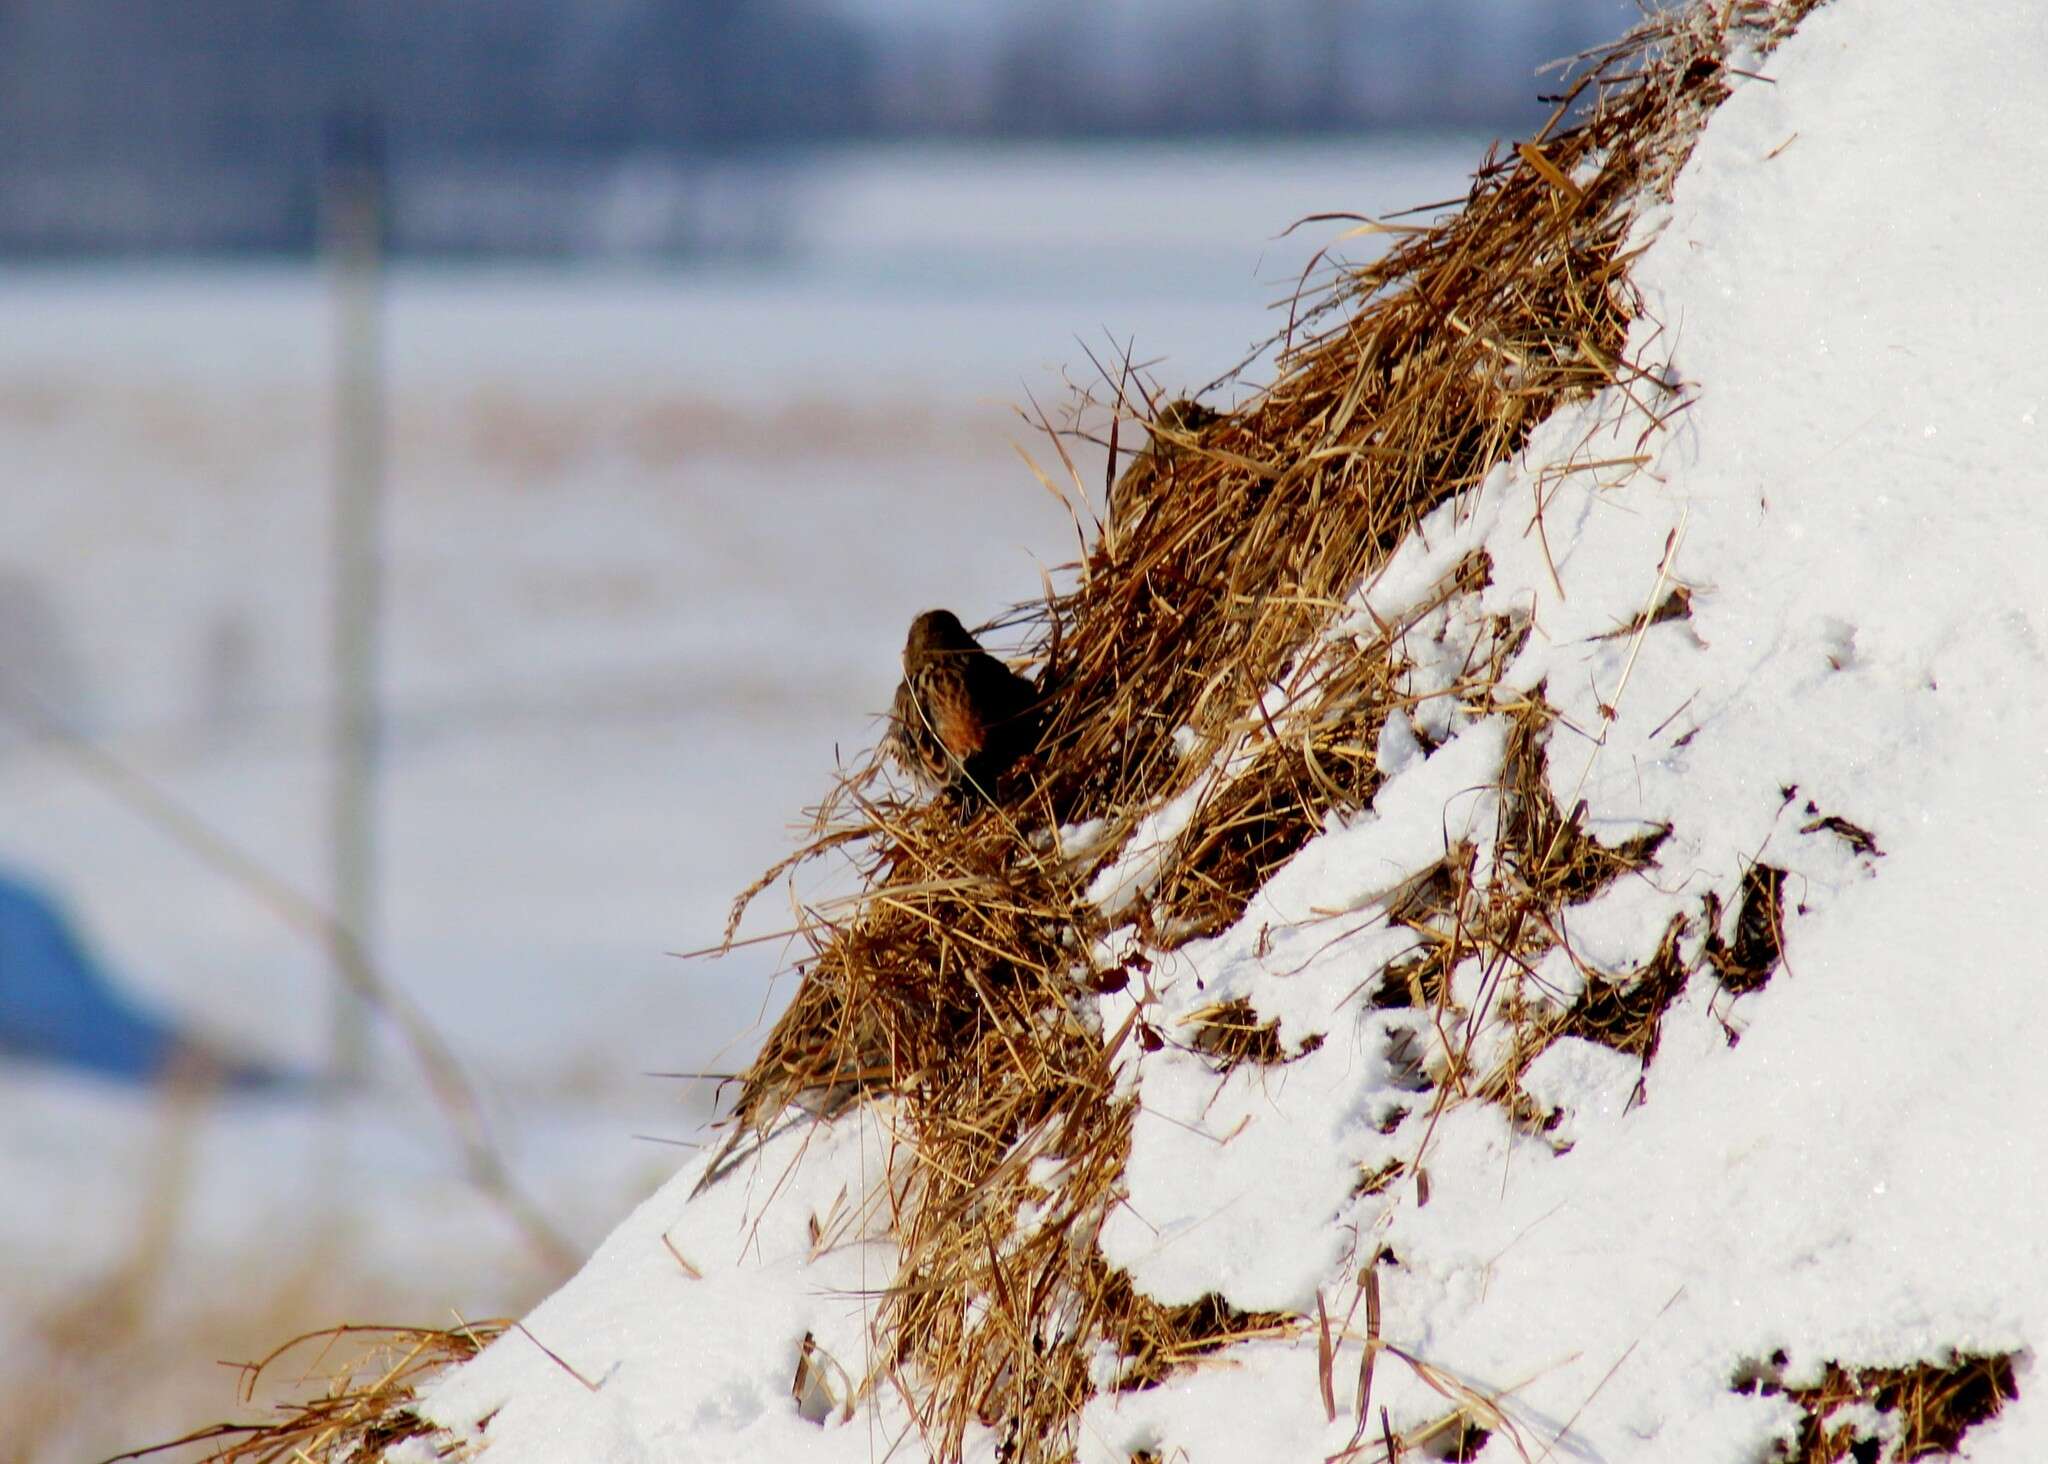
887 609 1041 799
1105 397 1220 549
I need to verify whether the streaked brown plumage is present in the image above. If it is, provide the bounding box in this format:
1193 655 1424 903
1105 397 1220 548
888 609 1040 798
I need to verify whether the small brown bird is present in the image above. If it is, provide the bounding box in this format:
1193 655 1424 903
1105 397 1220 549
888 609 1040 798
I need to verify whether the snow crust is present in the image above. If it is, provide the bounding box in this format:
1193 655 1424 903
419 1113 915 1463
420 4 2048 1458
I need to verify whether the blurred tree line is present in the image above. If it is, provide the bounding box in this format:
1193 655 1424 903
0 0 1625 255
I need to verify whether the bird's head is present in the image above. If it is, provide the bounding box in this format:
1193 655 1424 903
904 609 979 670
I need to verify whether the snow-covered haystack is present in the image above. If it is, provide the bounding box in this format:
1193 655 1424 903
157 1 2047 1460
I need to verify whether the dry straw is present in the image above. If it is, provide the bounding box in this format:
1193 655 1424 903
101 1322 505 1464
1731 1349 2020 1463
134 3 1836 1461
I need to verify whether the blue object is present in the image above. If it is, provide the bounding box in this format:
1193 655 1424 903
0 869 182 1081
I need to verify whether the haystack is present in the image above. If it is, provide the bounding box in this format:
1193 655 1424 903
699 7 1821 1458
135 2 2035 1460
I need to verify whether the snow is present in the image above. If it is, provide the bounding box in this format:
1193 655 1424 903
304 2 2048 1456
416 1112 917 1464
1086 3 2048 1455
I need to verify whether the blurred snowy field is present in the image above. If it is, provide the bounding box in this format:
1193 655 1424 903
0 137 1484 1459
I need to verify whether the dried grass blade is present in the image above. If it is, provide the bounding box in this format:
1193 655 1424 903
1317 1291 1338 1422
